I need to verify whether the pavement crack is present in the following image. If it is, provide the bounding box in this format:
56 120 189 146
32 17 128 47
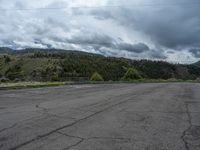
10 95 135 150
181 102 192 150
9 86 163 150
67 107 96 113
0 123 17 133
87 136 132 141
57 132 85 150
35 104 76 120
57 131 84 141
62 139 84 150
58 132 132 141
57 132 132 150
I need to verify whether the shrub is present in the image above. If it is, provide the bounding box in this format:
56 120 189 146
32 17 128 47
6 71 24 81
51 75 60 82
0 77 10 83
13 78 21 82
4 56 11 63
90 72 104 81
5 65 25 81
122 68 142 81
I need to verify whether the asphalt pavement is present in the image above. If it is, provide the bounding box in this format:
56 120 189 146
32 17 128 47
0 83 200 150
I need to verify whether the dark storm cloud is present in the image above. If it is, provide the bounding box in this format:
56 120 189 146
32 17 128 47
67 33 115 48
89 0 200 50
167 51 175 54
117 43 149 53
134 9 200 49
189 49 200 58
148 50 167 59
64 31 151 54
0 0 199 62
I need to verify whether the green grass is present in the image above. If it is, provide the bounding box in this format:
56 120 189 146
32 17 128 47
0 57 59 79
1 79 200 90
88 79 200 84
21 58 50 75
0 82 69 90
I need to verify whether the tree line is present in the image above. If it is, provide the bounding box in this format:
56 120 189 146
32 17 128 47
0 49 200 82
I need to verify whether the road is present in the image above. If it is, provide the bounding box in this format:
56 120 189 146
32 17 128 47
0 83 200 150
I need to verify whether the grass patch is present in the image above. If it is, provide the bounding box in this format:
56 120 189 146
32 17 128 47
1 79 200 90
0 82 69 90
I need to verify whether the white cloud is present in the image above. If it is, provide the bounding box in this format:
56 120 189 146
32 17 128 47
0 0 199 63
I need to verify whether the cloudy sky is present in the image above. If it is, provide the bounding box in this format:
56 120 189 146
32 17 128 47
0 0 200 63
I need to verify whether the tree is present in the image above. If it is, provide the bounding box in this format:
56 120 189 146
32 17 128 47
90 72 104 81
122 68 142 81
6 65 24 81
4 56 11 63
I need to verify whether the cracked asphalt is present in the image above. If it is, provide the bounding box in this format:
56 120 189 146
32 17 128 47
0 83 200 150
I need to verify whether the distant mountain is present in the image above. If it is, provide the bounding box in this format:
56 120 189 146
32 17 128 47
192 61 200 67
0 47 13 54
0 47 102 57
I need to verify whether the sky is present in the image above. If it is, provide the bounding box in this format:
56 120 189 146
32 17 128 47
0 0 200 63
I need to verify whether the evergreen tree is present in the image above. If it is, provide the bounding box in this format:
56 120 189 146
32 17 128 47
122 68 142 81
90 72 104 81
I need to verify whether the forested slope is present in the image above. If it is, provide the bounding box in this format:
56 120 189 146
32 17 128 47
0 48 200 82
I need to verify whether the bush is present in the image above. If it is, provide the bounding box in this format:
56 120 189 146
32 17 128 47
51 75 60 82
6 71 24 81
13 78 21 82
122 68 142 81
5 65 25 81
0 77 10 83
4 56 11 63
90 72 104 81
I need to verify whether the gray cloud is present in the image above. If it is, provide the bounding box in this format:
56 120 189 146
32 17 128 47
0 0 199 62
135 10 200 49
90 9 114 20
117 43 149 53
148 50 167 59
65 32 150 54
89 0 200 50
189 49 200 58
67 33 115 48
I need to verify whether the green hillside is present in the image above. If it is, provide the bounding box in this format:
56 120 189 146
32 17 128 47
0 48 200 82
